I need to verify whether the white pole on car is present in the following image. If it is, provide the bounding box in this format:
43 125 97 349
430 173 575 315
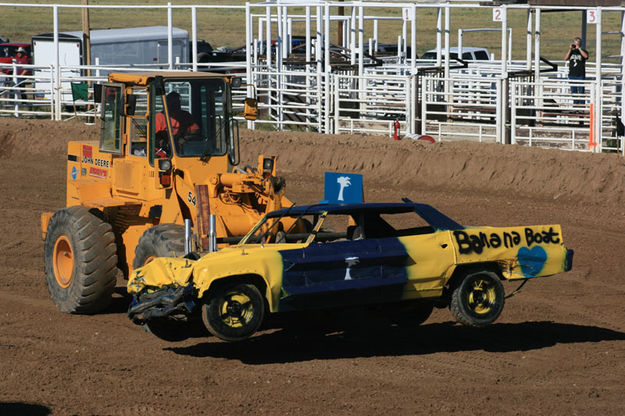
184 219 192 255
209 215 217 252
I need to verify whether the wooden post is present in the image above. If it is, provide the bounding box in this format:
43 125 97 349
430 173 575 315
81 0 91 69
81 0 92 122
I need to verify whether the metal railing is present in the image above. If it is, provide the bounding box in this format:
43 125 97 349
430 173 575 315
1 57 624 156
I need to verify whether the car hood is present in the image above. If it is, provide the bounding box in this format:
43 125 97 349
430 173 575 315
127 243 305 296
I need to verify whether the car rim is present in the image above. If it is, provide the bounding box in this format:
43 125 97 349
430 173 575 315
53 236 74 288
219 292 254 328
466 277 497 315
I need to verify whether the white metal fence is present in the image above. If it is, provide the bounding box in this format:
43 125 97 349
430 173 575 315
2 59 624 154
3 1 625 154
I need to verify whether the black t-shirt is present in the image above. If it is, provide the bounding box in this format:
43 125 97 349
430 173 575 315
569 48 588 77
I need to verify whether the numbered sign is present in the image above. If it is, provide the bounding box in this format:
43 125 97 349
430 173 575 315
402 7 415 22
587 8 598 24
493 7 503 22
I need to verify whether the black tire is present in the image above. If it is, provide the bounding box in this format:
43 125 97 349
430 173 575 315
142 316 208 342
450 271 505 327
201 283 265 342
393 301 434 327
44 206 118 314
132 224 185 270
197 52 210 63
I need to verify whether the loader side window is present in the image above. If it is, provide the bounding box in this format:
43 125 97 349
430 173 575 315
100 85 123 154
129 89 148 157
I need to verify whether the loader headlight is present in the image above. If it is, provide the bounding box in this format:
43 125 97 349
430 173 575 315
262 157 274 178
232 77 242 88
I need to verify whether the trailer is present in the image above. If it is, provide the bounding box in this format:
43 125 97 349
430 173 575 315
32 26 189 100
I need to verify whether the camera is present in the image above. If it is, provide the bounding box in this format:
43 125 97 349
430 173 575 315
571 43 577 49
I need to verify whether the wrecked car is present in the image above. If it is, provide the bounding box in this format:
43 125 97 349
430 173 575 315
127 200 574 342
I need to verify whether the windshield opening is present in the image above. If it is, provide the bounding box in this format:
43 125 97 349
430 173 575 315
239 208 444 245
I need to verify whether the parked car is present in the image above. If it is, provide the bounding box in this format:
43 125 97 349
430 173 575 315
127 200 574 342
420 46 492 61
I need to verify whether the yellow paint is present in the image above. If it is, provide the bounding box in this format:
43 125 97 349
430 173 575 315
128 221 570 315
399 231 456 299
450 224 568 279
128 257 195 294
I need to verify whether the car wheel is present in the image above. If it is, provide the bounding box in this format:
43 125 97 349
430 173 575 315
142 316 207 342
201 283 265 342
450 271 504 327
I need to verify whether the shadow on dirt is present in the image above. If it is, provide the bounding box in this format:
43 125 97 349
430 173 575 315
0 402 51 416
101 287 132 315
165 321 625 364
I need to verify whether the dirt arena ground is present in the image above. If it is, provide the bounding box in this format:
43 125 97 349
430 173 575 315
1 118 624 415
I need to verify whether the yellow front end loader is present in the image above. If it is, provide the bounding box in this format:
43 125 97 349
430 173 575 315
41 71 296 314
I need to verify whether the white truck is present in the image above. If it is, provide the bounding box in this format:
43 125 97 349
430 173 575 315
32 26 189 100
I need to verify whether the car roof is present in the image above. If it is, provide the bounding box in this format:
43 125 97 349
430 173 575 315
268 202 464 231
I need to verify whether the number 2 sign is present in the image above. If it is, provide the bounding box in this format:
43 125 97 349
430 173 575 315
493 7 503 22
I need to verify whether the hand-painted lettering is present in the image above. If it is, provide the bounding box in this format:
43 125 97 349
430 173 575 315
455 227 560 254
525 227 560 246
503 231 521 248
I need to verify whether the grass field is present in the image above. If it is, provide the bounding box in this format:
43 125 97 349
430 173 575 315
0 1 622 62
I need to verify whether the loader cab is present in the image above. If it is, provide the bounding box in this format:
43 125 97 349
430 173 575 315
97 73 240 169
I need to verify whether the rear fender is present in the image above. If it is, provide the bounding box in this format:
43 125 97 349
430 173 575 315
443 262 504 300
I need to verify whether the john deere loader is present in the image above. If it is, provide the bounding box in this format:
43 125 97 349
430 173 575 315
41 71 296 314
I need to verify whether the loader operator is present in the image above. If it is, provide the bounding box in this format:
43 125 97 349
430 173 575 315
155 91 200 157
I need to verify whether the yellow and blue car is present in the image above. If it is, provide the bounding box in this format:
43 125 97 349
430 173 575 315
127 200 574 342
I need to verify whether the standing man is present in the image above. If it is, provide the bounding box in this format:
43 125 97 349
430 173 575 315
564 37 589 106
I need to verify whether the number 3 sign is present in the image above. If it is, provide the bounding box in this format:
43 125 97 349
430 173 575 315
586 8 598 24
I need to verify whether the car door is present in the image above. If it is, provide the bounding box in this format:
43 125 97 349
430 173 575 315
278 236 411 311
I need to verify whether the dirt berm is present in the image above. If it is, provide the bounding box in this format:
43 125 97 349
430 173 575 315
3 118 625 206
1 117 625 415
